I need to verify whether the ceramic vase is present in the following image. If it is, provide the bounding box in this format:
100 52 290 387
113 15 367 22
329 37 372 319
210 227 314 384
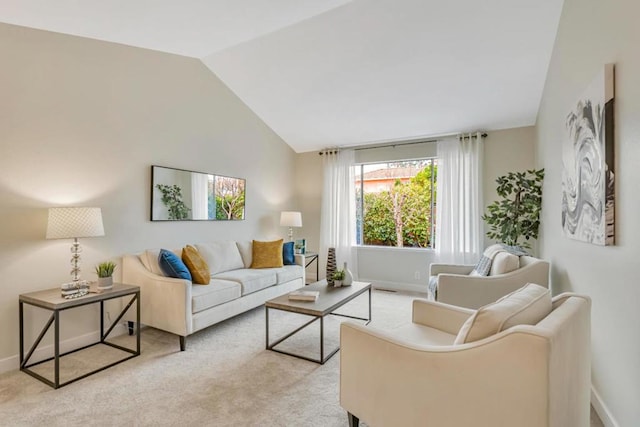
326 248 336 286
97 276 113 290
343 262 353 286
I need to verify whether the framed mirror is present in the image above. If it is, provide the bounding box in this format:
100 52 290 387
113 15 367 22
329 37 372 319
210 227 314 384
151 165 245 221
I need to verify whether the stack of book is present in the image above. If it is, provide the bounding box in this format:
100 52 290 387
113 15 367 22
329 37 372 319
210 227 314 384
288 290 319 302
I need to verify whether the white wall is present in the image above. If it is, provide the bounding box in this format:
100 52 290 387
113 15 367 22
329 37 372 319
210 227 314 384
295 127 535 291
0 24 296 367
535 0 640 424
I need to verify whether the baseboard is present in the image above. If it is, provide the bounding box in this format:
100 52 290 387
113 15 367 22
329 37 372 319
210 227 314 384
0 323 128 375
591 386 619 427
360 278 428 295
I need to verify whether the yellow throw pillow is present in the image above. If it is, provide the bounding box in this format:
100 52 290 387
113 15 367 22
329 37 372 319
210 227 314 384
251 239 284 269
182 245 211 285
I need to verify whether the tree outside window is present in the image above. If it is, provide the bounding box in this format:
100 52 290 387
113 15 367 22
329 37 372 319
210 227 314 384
355 159 437 248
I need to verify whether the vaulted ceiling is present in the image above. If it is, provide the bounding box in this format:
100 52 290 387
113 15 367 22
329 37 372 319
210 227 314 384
1 0 564 152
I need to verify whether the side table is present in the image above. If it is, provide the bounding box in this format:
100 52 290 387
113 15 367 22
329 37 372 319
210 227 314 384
19 283 140 389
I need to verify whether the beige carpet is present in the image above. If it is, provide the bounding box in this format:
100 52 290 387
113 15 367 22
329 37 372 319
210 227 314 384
0 290 603 426
0 289 410 426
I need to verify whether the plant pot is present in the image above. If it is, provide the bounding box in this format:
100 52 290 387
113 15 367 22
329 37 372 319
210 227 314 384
97 276 113 290
334 280 342 288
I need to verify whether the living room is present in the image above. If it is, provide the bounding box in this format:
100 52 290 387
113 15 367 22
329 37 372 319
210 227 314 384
1 0 638 425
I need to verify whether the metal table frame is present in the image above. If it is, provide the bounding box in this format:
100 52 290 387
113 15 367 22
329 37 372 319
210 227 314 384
265 283 371 364
19 284 140 389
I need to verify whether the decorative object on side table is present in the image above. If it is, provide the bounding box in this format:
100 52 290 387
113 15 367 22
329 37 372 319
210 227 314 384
280 211 302 241
332 269 345 287
46 207 105 298
95 261 116 290
342 262 353 286
294 238 306 254
326 247 336 286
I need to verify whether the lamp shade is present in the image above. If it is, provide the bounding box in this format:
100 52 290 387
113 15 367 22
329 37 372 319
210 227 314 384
280 211 302 228
46 207 105 239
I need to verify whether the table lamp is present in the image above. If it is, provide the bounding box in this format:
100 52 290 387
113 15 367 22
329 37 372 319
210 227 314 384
280 211 302 241
46 207 105 297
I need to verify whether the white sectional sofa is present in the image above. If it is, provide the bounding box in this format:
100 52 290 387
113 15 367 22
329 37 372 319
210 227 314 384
122 240 305 350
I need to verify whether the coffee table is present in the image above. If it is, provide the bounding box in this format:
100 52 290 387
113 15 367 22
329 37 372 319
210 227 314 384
265 280 371 364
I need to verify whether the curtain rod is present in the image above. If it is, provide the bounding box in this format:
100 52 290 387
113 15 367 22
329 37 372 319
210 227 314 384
459 132 488 140
318 132 487 155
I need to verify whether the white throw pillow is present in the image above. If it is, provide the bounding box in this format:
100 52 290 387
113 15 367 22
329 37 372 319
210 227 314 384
489 252 520 275
196 241 245 275
454 283 551 344
236 241 253 268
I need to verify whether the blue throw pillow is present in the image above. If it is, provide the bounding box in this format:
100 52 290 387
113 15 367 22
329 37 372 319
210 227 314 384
282 241 295 265
158 249 192 280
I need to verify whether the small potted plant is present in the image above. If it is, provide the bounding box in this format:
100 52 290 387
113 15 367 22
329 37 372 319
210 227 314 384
95 261 116 290
333 269 345 287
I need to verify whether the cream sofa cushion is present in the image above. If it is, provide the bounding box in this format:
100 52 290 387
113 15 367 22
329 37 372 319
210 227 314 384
196 241 245 275
191 279 241 313
489 252 520 275
213 269 277 295
454 283 551 344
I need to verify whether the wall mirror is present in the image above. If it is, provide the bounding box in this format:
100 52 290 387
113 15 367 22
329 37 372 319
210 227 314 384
151 165 245 221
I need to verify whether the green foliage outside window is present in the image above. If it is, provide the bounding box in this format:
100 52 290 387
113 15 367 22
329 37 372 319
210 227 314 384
360 163 436 248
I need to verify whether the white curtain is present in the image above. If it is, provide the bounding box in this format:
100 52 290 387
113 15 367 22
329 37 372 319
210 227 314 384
435 133 484 264
191 173 209 220
319 149 358 280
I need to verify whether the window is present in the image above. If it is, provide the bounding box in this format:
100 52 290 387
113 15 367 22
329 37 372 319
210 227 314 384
355 159 437 248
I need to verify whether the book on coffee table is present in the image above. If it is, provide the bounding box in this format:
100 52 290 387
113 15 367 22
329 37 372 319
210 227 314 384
288 290 320 302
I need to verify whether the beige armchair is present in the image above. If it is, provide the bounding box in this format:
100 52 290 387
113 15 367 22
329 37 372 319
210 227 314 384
340 286 591 427
430 255 550 309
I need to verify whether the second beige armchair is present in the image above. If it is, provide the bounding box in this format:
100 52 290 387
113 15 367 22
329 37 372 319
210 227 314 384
429 255 550 309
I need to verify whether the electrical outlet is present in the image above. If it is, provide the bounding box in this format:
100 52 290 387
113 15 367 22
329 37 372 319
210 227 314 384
414 271 420 280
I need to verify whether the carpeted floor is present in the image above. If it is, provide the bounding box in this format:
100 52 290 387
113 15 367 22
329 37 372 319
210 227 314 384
0 290 603 426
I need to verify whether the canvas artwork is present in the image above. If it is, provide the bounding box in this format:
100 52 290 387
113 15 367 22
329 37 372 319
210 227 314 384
561 64 615 245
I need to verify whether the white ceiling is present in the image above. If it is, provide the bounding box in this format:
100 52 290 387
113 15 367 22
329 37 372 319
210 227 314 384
1 0 564 153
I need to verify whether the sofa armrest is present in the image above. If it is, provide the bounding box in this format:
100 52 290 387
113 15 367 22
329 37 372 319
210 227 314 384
122 254 192 336
411 299 474 334
340 322 551 427
429 263 475 276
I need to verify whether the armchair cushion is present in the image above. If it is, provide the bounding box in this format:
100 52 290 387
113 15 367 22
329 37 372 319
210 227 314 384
489 252 519 275
454 283 551 344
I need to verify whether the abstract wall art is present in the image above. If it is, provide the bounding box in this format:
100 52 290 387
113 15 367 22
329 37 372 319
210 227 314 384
561 64 615 245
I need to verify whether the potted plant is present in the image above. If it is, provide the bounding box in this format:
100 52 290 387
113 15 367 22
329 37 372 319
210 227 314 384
95 261 117 290
482 169 545 249
333 269 345 287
